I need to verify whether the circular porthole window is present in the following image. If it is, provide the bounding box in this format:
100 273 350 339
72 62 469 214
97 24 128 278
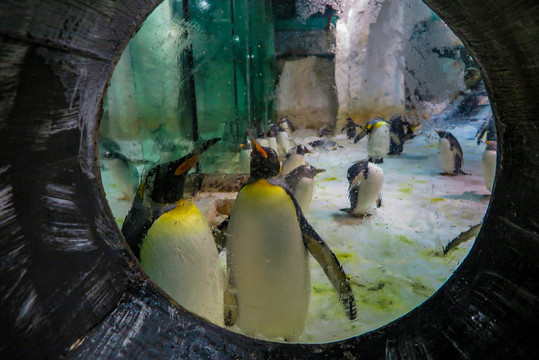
99 0 496 344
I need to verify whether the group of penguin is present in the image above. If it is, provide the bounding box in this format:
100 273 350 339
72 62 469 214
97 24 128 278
116 113 496 341
121 122 356 341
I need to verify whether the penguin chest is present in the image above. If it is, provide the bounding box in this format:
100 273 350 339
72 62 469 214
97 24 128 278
438 138 456 173
227 180 310 339
351 164 384 215
482 150 497 191
368 125 390 158
282 154 305 175
293 178 315 213
239 149 251 173
141 200 224 326
276 132 291 154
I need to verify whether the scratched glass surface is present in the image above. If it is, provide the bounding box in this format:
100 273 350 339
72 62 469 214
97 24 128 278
98 0 495 343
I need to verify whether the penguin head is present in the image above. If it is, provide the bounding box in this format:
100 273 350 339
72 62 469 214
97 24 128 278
485 140 497 151
299 165 325 180
141 137 220 203
247 131 281 179
295 145 312 156
435 130 449 139
240 141 251 151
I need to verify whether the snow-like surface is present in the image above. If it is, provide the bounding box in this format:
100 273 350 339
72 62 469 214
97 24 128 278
100 117 491 343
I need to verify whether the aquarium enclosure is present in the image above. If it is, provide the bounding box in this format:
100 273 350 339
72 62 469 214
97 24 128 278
99 0 496 343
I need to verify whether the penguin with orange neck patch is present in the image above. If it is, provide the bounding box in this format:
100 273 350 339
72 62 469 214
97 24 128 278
225 131 356 341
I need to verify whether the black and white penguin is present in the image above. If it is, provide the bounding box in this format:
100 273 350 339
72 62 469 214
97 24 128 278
388 115 415 155
98 136 139 201
225 132 356 340
481 140 497 192
436 130 469 175
121 138 220 259
475 115 497 145
284 165 326 213
276 127 292 156
341 117 361 139
354 118 390 163
340 159 384 217
239 141 252 174
122 137 224 326
278 117 294 135
308 139 343 151
265 126 281 157
282 144 311 175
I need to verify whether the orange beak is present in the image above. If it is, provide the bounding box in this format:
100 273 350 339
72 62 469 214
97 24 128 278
174 155 200 176
246 130 267 159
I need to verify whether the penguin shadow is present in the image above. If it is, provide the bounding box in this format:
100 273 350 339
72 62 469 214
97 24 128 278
393 153 430 161
442 191 490 203
331 211 371 225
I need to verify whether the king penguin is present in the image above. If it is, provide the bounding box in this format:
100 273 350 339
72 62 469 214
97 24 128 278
354 118 390 163
281 144 311 175
436 130 469 175
340 159 384 217
475 115 497 145
284 165 326 213
225 132 356 340
481 140 497 192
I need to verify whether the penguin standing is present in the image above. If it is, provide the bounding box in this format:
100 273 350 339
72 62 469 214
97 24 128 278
121 138 220 259
265 126 281 157
225 132 356 340
436 130 469 175
481 140 497 192
281 145 311 175
475 115 497 145
239 141 252 174
341 117 361 139
276 127 292 156
340 159 384 217
278 117 294 136
388 115 415 155
121 137 224 326
284 165 325 213
354 118 390 163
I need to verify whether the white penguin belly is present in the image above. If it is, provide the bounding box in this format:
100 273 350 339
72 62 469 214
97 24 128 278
282 154 305 175
438 138 455 173
141 200 224 326
482 150 497 191
276 132 291 155
227 180 310 340
352 163 384 215
367 125 390 159
293 178 314 213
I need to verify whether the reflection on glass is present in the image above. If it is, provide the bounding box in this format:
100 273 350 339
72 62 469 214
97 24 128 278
99 0 496 344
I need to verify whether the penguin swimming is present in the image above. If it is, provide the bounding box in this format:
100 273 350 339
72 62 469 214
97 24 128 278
354 118 390 163
340 159 384 217
121 138 220 259
341 117 361 139
436 130 469 175
388 115 415 155
481 140 497 192
284 165 325 213
239 141 252 174
281 145 311 175
225 132 356 340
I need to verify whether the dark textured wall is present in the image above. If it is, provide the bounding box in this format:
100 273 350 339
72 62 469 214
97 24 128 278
0 0 538 359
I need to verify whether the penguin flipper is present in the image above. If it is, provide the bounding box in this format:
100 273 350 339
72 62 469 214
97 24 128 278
443 222 482 255
349 184 359 211
299 216 357 320
353 130 367 143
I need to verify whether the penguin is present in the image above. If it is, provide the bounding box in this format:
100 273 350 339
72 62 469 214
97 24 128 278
481 140 497 192
475 115 497 145
98 136 139 201
388 115 415 155
281 145 311 175
225 132 356 340
276 127 292 156
121 138 220 259
308 139 343 151
436 130 469 175
278 117 294 135
341 117 361 139
284 165 326 213
354 118 390 163
340 159 384 217
239 141 252 174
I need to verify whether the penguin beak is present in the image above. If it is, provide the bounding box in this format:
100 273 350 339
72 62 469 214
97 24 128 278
246 130 267 159
240 143 245 148
174 155 200 176
315 168 326 174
